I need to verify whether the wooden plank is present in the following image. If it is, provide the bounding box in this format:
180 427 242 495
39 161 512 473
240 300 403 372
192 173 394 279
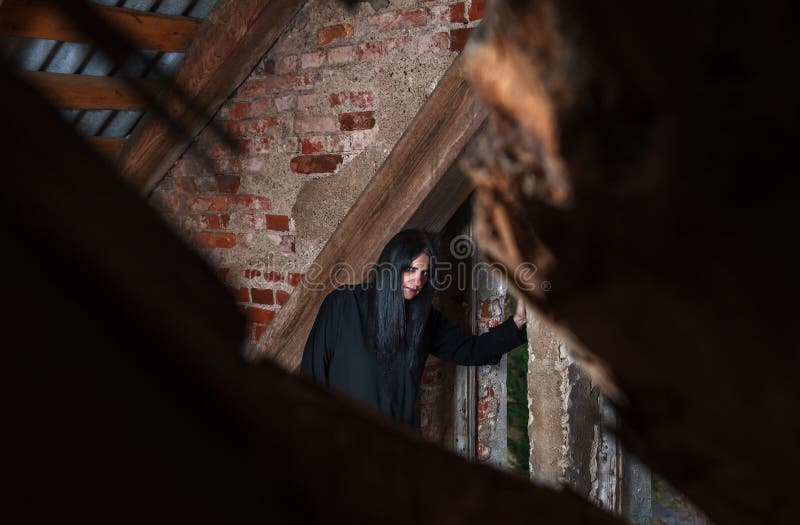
259 54 488 372
116 0 306 192
19 70 158 110
0 0 200 52
86 136 125 160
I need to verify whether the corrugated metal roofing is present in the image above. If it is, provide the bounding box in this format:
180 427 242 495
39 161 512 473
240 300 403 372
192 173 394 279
2 0 218 139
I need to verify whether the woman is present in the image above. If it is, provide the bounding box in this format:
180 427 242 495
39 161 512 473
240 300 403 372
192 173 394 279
300 229 527 427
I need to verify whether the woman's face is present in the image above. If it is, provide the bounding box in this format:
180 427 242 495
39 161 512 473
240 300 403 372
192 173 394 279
402 253 430 300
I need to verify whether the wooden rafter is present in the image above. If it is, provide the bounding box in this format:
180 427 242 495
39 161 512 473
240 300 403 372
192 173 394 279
19 70 157 110
0 0 200 52
259 54 488 372
86 136 125 161
116 0 306 193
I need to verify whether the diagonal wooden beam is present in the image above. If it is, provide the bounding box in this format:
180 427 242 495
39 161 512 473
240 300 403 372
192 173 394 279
258 54 488 372
19 71 158 110
0 0 200 52
116 0 306 193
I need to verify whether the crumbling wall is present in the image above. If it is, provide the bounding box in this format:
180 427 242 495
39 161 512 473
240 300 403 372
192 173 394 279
475 269 508 466
148 0 486 351
527 312 618 510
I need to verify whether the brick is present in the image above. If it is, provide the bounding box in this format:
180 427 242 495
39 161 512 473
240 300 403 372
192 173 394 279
216 267 230 281
275 290 291 306
290 154 343 174
264 75 314 94
174 177 196 193
210 158 243 175
194 176 217 192
241 138 272 155
357 41 386 61
326 134 350 153
449 27 473 51
265 271 284 282
296 94 317 111
266 214 290 231
186 195 229 212
317 23 353 46
206 140 233 159
300 50 326 69
251 288 275 305
235 77 270 98
229 286 250 302
225 118 281 138
244 269 262 279
171 157 200 178
293 115 338 133
276 55 298 75
199 213 221 229
480 300 490 318
222 101 250 119
368 8 428 31
418 32 449 54
301 136 325 154
250 98 274 116
254 324 267 341
350 129 377 150
339 111 375 131
467 0 485 21
195 232 236 248
384 36 413 54
274 94 296 112
230 194 271 210
422 363 443 384
287 273 304 286
215 174 240 193
327 45 356 65
432 3 466 24
245 307 276 324
327 91 376 110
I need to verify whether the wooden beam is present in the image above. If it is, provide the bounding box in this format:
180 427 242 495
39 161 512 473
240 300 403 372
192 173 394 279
259 54 488 372
404 129 484 234
20 71 157 110
86 136 125 161
116 0 306 192
0 0 200 52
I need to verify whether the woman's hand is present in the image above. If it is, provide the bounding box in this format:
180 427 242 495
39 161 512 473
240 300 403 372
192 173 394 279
513 299 527 329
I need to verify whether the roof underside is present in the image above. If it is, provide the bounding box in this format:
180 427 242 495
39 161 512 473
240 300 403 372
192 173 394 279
1 0 218 140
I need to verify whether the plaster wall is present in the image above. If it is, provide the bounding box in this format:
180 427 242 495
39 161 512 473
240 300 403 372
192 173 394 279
526 311 619 509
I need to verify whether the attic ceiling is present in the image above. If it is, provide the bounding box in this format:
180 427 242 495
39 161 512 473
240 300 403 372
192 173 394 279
0 0 219 160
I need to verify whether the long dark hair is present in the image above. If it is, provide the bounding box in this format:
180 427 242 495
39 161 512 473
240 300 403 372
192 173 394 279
367 229 437 364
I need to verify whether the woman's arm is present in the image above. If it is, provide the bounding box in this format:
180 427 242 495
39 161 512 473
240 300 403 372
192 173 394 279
428 303 527 366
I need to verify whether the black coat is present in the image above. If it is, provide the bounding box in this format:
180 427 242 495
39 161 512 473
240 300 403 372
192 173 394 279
300 285 527 426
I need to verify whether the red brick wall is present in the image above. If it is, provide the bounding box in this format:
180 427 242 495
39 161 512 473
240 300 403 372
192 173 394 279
149 0 485 353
